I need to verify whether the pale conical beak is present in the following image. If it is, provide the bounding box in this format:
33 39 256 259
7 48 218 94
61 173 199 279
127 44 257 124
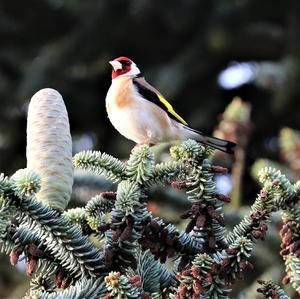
109 60 123 71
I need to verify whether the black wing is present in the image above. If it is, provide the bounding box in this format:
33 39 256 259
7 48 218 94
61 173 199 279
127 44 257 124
132 78 188 125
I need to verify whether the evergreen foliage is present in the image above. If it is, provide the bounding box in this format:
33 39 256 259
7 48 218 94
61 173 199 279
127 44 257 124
1 89 300 298
1 135 300 297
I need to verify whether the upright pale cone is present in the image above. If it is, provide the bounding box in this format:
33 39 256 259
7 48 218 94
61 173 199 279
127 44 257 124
26 88 73 211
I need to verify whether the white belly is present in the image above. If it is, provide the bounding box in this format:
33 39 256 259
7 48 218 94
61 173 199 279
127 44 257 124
105 77 178 144
107 102 161 144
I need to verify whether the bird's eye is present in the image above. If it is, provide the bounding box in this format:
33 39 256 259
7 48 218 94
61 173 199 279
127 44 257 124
120 60 130 66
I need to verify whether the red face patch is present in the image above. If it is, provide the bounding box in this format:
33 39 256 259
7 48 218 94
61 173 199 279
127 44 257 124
111 66 131 79
111 57 133 79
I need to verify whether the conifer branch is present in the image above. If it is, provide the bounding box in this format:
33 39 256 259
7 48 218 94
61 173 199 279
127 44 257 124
85 192 116 234
126 145 155 184
279 204 300 293
257 280 290 299
14 195 107 278
29 274 56 294
146 161 185 187
64 192 117 235
170 140 228 271
173 237 253 298
225 180 278 244
103 272 143 298
27 277 107 299
139 216 201 263
105 180 150 270
73 150 127 182
1 223 61 278
0 202 16 254
225 167 298 245
173 253 230 299
0 173 106 279
133 250 176 293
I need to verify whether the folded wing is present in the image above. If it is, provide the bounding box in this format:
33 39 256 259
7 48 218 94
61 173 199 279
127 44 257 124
133 77 188 126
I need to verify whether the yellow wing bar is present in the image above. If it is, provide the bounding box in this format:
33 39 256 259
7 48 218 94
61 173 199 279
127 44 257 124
132 77 189 126
157 94 188 126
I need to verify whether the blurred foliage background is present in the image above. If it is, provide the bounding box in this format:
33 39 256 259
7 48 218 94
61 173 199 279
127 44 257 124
1 0 300 298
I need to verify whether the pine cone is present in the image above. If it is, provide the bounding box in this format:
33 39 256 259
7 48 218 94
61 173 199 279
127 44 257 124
26 88 73 211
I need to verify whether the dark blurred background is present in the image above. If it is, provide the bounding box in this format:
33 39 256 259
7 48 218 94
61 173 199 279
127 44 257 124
1 0 300 298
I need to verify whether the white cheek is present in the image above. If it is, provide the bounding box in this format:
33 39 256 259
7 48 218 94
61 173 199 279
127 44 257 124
130 64 141 76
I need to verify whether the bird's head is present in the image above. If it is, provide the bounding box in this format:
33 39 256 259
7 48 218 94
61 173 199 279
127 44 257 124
109 57 141 79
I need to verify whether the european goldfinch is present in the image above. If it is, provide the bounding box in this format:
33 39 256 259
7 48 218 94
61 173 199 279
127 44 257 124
105 56 236 154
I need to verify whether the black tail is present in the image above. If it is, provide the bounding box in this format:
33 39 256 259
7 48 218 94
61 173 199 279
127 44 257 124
186 127 236 154
202 135 236 154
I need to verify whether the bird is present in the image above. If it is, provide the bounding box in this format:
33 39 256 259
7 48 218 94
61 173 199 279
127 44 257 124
105 56 236 154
